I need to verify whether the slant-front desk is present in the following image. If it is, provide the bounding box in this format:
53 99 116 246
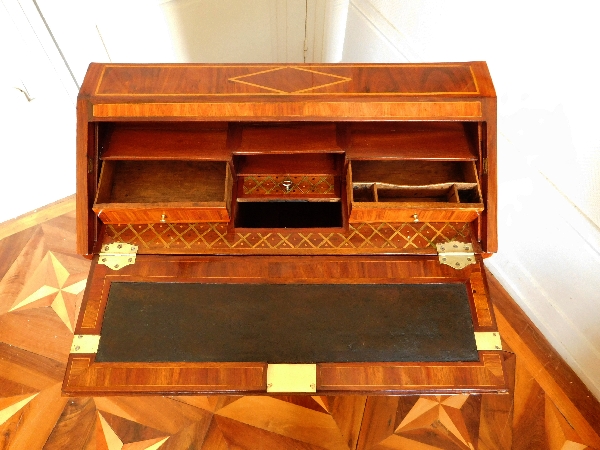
65 63 505 396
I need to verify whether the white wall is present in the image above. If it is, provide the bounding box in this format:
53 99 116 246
342 0 600 398
0 1 77 221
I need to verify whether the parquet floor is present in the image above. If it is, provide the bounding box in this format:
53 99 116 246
1 210 599 449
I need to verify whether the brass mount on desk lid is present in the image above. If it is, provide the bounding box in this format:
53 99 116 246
436 241 476 270
98 242 138 270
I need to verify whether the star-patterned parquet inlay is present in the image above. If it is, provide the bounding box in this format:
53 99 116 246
9 252 87 332
393 395 477 450
0 393 38 426
97 411 170 450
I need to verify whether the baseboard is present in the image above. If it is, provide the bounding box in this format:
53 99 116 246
0 194 76 241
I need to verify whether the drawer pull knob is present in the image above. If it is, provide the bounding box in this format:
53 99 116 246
412 214 419 223
160 214 167 223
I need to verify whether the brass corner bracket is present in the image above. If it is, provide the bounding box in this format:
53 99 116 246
474 332 503 351
436 241 476 270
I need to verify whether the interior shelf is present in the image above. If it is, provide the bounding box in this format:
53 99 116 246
235 202 342 228
100 122 230 160
235 153 342 175
345 122 478 161
232 123 342 154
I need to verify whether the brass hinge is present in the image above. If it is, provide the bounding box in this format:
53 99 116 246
483 158 488 175
266 364 317 393
98 243 138 270
474 332 503 351
70 334 100 353
436 241 476 270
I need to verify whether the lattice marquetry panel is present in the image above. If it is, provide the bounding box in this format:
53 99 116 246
242 175 335 196
102 222 473 254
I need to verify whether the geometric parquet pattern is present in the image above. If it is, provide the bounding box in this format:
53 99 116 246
1 211 599 449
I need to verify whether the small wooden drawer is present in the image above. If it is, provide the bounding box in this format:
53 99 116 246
234 153 344 203
349 204 481 223
94 205 230 224
237 175 340 201
348 160 484 223
93 160 233 224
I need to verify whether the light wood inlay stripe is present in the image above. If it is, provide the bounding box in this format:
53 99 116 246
471 272 494 327
93 101 482 119
0 194 75 240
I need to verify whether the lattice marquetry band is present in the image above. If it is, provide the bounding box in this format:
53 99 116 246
102 222 472 254
242 175 335 196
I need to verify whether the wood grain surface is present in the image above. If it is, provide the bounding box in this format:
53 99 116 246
76 63 498 256
0 194 75 241
91 64 486 97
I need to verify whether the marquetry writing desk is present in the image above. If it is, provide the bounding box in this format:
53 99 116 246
65 62 504 396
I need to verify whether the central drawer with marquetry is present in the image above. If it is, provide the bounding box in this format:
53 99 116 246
66 62 503 396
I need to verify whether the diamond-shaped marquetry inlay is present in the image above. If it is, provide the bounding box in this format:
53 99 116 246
229 66 351 93
242 175 335 196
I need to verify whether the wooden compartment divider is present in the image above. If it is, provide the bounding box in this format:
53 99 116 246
348 160 484 223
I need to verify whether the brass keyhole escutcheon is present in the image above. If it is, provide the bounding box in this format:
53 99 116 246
160 214 167 223
412 213 419 223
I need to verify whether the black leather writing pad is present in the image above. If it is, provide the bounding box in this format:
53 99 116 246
96 283 478 363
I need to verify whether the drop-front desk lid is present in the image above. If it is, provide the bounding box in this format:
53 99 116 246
66 62 503 395
64 254 505 396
